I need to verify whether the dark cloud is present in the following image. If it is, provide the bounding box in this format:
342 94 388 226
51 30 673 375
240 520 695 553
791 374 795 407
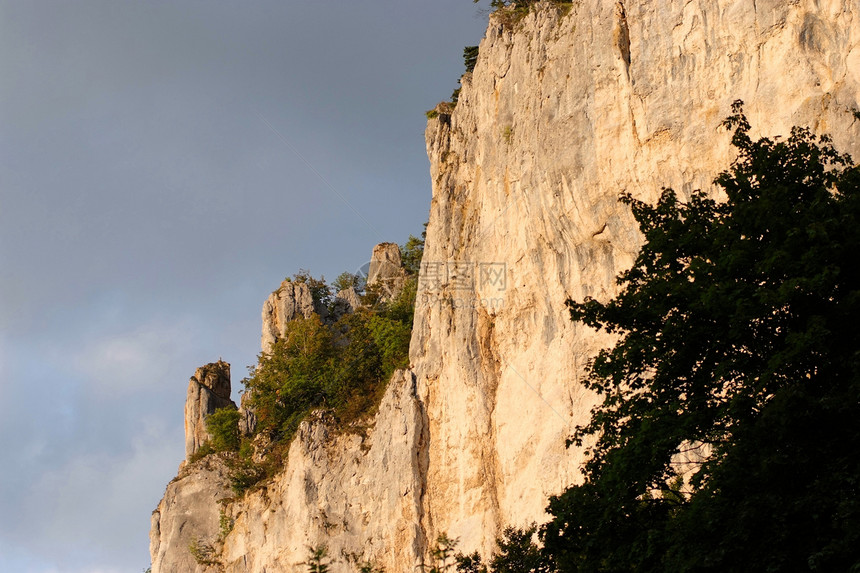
0 1 490 570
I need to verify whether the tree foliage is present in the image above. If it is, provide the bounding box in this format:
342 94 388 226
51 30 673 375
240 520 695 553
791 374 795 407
454 524 553 573
400 223 427 276
544 102 860 571
205 406 241 452
334 271 365 295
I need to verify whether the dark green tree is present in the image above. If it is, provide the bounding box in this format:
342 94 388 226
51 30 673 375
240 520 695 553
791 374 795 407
543 102 860 572
463 46 480 74
293 269 332 309
333 271 365 295
429 533 459 573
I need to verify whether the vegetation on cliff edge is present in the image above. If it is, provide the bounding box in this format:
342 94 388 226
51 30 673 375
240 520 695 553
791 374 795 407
197 231 424 496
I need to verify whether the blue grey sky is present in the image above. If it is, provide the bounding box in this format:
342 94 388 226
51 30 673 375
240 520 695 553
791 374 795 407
0 2 490 571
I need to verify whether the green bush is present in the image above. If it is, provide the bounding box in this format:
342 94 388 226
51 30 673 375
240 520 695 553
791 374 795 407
205 407 241 452
187 441 215 463
218 507 234 540
188 537 218 566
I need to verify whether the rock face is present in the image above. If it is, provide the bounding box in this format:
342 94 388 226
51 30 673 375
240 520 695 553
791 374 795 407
150 456 233 573
414 1 859 553
237 390 256 437
261 280 316 352
152 2 860 571
184 361 235 461
367 242 406 301
218 371 427 572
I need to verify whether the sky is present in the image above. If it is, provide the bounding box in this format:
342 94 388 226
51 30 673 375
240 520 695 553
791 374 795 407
0 2 491 571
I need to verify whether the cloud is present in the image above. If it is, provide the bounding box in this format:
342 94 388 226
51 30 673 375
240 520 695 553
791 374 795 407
18 418 178 572
69 318 196 396
0 313 195 572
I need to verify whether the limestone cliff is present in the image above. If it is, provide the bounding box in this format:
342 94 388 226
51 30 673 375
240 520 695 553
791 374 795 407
261 280 316 353
185 361 235 461
151 2 860 571
368 242 407 301
414 0 859 553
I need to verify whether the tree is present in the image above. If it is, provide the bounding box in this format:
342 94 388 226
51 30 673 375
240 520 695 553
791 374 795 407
333 271 365 295
293 269 332 309
205 406 241 452
544 102 860 572
245 315 334 439
463 46 480 74
455 525 553 573
429 533 459 573
304 545 331 573
400 224 426 276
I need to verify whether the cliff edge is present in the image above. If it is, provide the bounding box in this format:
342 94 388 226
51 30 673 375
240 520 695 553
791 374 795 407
151 2 860 571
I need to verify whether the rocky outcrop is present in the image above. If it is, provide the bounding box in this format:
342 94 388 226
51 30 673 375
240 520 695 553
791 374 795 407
155 371 427 573
152 2 860 570
184 361 235 461
261 280 316 352
218 371 427 572
367 242 406 301
150 456 233 572
331 287 362 318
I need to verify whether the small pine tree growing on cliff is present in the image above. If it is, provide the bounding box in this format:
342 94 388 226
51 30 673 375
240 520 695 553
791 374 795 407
304 545 331 573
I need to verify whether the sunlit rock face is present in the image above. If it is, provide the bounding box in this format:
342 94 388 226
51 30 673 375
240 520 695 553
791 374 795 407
184 360 234 461
150 456 233 573
152 2 860 571
367 242 407 301
260 280 316 353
